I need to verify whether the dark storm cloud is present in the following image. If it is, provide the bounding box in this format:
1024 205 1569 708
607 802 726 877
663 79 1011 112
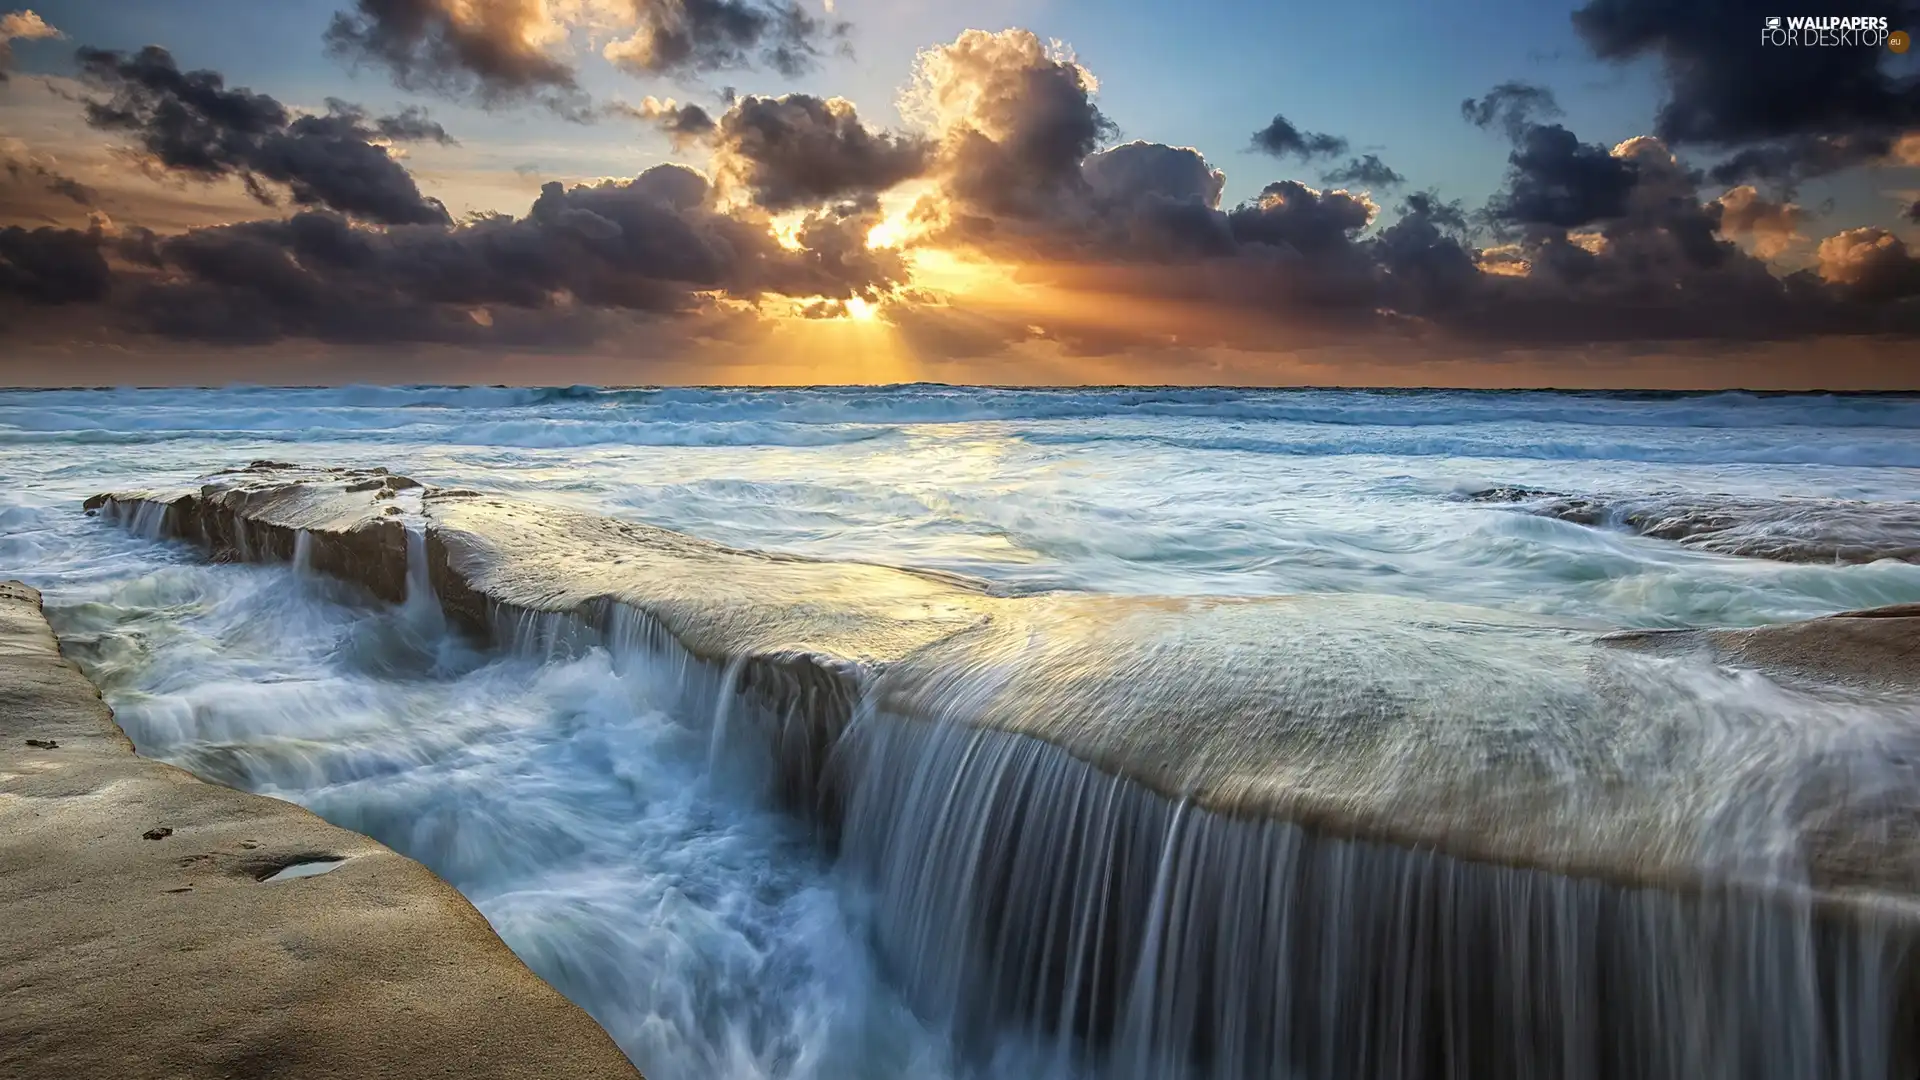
1249 114 1348 159
1321 154 1404 189
77 46 452 225
1082 141 1224 209
1486 123 1638 230
713 94 930 210
913 59 1899 351
1572 0 1920 182
1078 141 1233 257
324 0 585 113
9 22 1920 361
324 0 848 114
917 29 1118 223
48 166 904 344
604 0 850 79
1705 134 1905 188
1460 82 1562 140
1428 102 1803 341
0 224 110 304
1228 180 1374 254
1369 191 1480 312
887 32 1919 355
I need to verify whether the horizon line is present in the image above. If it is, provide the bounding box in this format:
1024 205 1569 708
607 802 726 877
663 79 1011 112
5 382 1920 396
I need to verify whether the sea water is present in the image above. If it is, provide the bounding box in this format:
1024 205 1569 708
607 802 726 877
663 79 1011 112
4 385 1920 1078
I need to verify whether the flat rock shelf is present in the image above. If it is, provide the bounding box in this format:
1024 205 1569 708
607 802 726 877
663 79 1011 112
0 579 644 1080
82 462 1920 1080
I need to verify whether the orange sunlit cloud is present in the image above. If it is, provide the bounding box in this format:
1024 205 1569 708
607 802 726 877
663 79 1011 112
3 12 1919 388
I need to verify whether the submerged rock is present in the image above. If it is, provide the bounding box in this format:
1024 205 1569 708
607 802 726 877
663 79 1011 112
89 465 1920 1080
1470 488 1920 564
1601 604 1920 692
1461 484 1570 503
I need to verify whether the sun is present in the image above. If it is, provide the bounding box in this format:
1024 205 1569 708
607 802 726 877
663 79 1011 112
843 296 877 321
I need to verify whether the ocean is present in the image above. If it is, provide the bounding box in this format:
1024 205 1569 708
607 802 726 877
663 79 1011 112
4 384 1919 1079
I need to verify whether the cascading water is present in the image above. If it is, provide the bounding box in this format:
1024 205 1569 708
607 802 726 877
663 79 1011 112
130 497 168 540
831 711 1914 1080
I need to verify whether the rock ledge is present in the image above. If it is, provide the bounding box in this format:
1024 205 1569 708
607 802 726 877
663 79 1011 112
0 580 643 1080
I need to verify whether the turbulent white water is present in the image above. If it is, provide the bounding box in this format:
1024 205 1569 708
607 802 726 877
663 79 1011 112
5 385 1920 1079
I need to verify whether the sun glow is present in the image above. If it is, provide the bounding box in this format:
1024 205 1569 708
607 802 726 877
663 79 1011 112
844 296 877 321
770 214 807 251
863 182 938 250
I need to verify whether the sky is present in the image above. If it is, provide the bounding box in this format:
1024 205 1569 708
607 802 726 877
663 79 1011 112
0 0 1917 387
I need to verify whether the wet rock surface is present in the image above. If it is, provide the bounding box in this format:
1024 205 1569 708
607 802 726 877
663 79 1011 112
0 580 642 1080
1601 606 1920 692
87 464 1920 1078
93 466 1920 900
1465 487 1920 564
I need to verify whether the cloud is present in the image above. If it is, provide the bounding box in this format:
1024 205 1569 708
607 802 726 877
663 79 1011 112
875 38 1920 356
1816 227 1920 302
7 164 905 345
901 28 1249 271
323 0 848 116
609 95 717 146
324 0 587 113
0 9 60 83
602 0 848 79
710 93 930 210
1229 180 1375 253
1460 81 1561 140
1249 114 1348 159
1485 123 1639 230
0 221 110 304
1439 120 1794 342
1713 184 1806 257
1080 140 1233 257
1573 0 1920 184
77 46 452 226
372 104 458 144
896 33 1236 266
1082 140 1224 209
1321 154 1404 190
916 60 1886 352
3 154 95 209
1707 133 1911 188
905 28 1115 223
7 23 1920 368
0 10 56 40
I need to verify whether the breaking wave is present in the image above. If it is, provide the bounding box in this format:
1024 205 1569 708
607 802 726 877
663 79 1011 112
7 384 1920 434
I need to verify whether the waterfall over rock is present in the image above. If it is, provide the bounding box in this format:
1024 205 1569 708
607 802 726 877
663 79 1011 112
88 463 1920 1079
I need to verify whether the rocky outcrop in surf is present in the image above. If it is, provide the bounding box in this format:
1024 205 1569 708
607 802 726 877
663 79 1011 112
1600 604 1920 692
0 579 643 1080
89 462 1004 823
1465 487 1920 564
91 463 1920 1079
